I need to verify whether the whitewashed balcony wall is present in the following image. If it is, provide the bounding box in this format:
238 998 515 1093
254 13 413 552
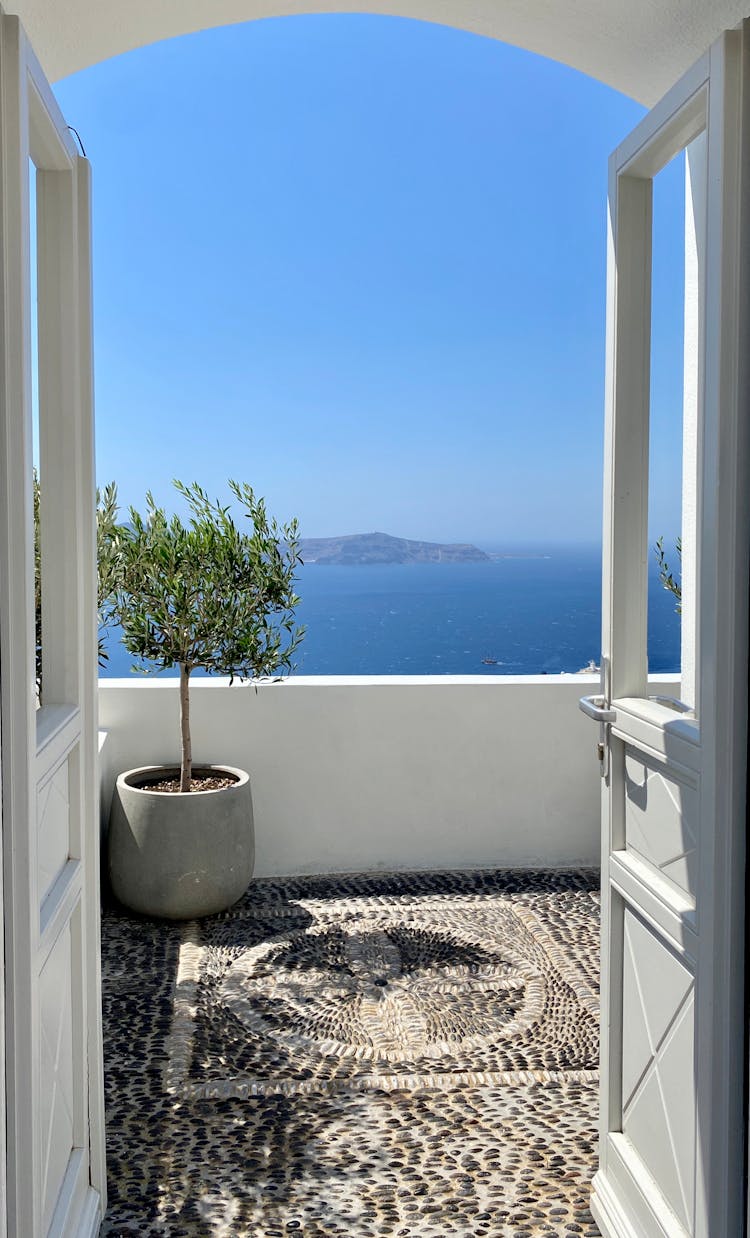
98 674 679 877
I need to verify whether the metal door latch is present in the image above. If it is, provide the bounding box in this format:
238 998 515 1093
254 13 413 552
579 695 616 723
579 659 614 779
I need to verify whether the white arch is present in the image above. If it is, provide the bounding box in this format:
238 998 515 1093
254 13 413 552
8 0 750 103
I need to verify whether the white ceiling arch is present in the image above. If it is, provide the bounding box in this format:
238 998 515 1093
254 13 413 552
6 0 750 104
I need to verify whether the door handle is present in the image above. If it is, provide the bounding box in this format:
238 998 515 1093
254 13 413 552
579 695 616 723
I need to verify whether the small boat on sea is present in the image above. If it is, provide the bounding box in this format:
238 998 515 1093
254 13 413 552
481 656 498 666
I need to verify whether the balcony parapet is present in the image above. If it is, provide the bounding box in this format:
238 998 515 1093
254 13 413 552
98 674 679 877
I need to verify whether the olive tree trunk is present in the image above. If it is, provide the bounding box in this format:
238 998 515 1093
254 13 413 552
179 662 192 792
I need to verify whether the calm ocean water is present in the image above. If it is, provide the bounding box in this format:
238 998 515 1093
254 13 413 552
100 546 681 678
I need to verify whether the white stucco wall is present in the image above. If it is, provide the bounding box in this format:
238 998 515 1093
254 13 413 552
10 0 750 106
98 674 679 877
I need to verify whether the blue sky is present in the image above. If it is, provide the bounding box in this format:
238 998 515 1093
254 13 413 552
53 15 684 547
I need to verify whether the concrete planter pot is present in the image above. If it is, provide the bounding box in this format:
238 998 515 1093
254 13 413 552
108 764 254 920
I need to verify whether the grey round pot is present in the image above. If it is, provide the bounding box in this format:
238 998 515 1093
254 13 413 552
108 764 254 920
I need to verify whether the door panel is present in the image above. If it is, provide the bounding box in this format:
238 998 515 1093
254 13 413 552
582 25 750 1238
621 907 695 1232
40 922 75 1236
0 10 104 1237
38 762 71 903
623 750 698 899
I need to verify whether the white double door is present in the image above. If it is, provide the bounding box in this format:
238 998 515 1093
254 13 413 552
0 9 105 1238
1 8 749 1238
582 23 750 1238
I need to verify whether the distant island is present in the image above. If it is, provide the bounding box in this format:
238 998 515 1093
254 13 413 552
298 531 490 565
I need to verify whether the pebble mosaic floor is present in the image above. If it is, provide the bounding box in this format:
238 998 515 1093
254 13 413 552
100 868 601 1237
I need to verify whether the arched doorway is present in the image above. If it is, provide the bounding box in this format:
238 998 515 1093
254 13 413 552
1 2 750 1238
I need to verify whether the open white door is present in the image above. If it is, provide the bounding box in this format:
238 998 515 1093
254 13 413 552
580 25 750 1238
0 10 105 1238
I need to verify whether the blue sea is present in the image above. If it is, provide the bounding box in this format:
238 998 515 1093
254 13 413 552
100 546 681 678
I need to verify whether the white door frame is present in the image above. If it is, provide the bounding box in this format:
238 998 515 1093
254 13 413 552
587 25 750 1238
0 10 105 1236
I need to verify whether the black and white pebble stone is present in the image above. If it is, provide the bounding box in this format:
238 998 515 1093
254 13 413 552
100 867 600 1237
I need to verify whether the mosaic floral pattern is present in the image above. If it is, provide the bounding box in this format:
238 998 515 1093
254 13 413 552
100 868 601 1237
218 921 539 1062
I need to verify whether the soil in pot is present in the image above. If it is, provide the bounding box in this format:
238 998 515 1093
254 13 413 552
140 771 239 793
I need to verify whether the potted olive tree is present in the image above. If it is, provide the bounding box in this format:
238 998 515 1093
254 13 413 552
107 479 303 919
